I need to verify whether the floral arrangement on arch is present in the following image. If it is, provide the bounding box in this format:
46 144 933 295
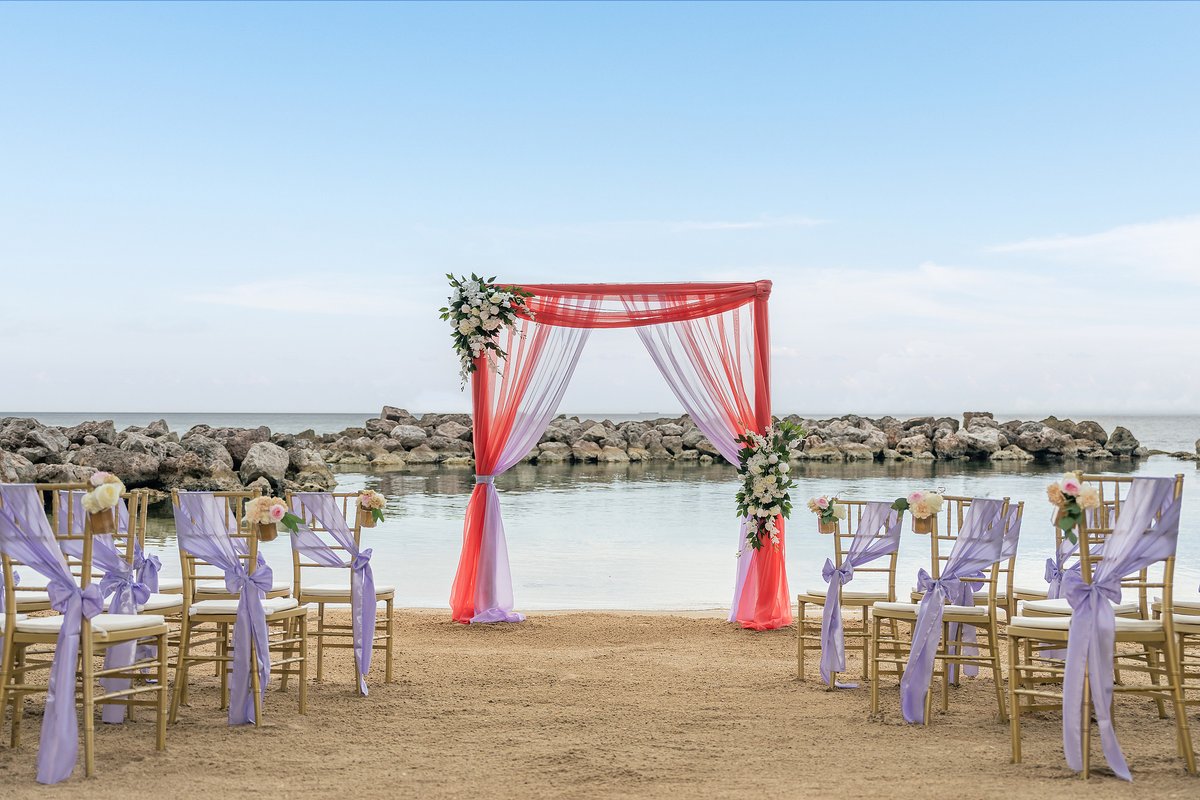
735 421 805 550
1046 471 1100 544
807 495 847 532
82 471 125 533
440 274 534 387
891 489 944 532
244 496 302 541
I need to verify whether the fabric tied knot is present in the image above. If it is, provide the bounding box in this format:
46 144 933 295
133 547 162 593
352 548 373 573
226 562 274 597
475 475 495 485
916 568 961 600
1044 557 1063 585
821 558 853 586
98 566 152 615
818 558 856 687
225 562 274 726
47 580 105 621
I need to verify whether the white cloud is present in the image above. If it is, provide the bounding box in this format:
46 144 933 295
990 214 1200 281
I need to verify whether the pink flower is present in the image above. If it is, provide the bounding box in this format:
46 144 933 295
268 503 286 522
908 491 924 504
90 471 110 487
815 496 829 509
1061 475 1082 496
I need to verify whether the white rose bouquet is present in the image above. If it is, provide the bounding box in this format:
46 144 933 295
735 421 805 551
82 471 125 533
440 274 534 387
244 496 302 542
891 489 944 533
358 489 386 528
807 495 848 532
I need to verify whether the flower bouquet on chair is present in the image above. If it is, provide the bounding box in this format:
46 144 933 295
807 495 846 534
357 489 386 528
244 496 302 542
891 490 943 534
735 422 804 551
1046 471 1100 544
81 471 125 534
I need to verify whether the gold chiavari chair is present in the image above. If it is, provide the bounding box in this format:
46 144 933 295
1006 474 1194 778
797 499 900 687
870 496 1014 722
168 490 308 724
286 491 395 689
0 483 169 776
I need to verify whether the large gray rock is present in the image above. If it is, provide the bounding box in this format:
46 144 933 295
571 441 602 463
1196 438 1200 458
661 435 685 456
70 444 161 486
960 427 1007 457
182 435 235 470
0 418 70 462
599 445 630 463
119 431 168 459
207 426 271 467
1106 426 1141 456
389 424 428 448
159 452 243 492
656 422 684 437
404 444 442 464
933 433 968 459
1075 420 1108 445
364 418 395 436
1041 416 1079 437
33 463 96 483
1015 422 1071 455
537 442 571 463
239 441 289 486
381 405 419 424
0 450 36 482
990 445 1034 462
841 442 874 460
962 411 994 430
579 423 609 444
434 421 471 442
895 434 933 457
62 419 117 445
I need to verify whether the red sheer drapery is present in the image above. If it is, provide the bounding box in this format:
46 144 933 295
516 281 771 329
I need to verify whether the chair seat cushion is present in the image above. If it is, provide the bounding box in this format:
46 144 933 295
802 587 889 602
1013 586 1050 599
1021 597 1139 616
872 601 919 617
874 600 988 618
196 579 290 596
1153 596 1200 612
301 583 397 598
1010 614 1161 633
189 597 299 616
103 593 183 614
1174 614 1200 632
156 578 184 593
17 613 166 635
14 590 51 608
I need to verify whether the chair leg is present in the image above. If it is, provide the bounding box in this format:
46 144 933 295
1143 643 1167 718
249 634 262 727
81 627 96 778
279 617 292 692
11 644 26 747
990 621 1008 723
217 623 229 710
316 603 326 682
1163 630 1197 773
0 624 12 745
299 615 308 715
861 605 871 683
1081 665 1092 779
796 597 805 681
156 631 168 751
169 617 193 724
870 614 881 714
385 598 394 684
1008 633 1022 763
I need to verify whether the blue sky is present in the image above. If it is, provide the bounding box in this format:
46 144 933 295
2 1 1198 415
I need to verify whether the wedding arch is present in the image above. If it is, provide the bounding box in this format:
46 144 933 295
447 281 792 631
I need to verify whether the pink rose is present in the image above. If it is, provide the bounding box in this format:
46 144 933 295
90 471 110 487
1061 475 1082 496
908 491 924 504
268 503 286 522
815 496 829 509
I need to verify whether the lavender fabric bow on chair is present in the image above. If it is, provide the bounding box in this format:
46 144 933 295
0 484 105 784
292 492 376 695
1061 476 1180 781
172 492 272 725
819 501 902 687
900 497 1005 724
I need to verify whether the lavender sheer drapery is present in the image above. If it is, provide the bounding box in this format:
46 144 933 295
819 502 902 687
900 498 1006 724
1061 476 1181 781
57 491 148 724
172 491 272 724
291 492 376 694
467 313 592 623
0 484 105 784
625 302 760 620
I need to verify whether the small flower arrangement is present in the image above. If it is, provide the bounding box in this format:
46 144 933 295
358 489 386 528
807 495 848 532
244 496 302 542
891 490 944 533
82 471 125 534
439 273 534 387
735 421 805 550
1046 471 1101 544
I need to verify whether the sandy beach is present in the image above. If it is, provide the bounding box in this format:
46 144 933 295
1 609 1196 799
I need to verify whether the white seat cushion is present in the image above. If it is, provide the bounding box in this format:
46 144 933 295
301 583 396 598
1173 614 1200 632
1021 597 1139 616
196 579 290 595
1010 614 1161 633
156 578 184 592
802 587 888 601
1154 596 1200 613
17 613 166 635
14 590 51 607
103 593 183 614
189 597 299 616
1013 586 1050 599
872 601 919 616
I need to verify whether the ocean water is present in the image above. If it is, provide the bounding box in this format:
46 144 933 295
13 410 1200 611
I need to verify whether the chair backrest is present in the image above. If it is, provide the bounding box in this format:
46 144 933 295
828 499 902 601
1077 474 1183 619
50 487 142 585
924 496 1010 608
997 500 1024 608
170 490 259 609
286 491 364 596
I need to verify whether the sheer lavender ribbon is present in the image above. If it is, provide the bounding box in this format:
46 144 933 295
900 497 1005 724
173 492 272 725
819 501 902 687
0 484 106 784
291 492 376 695
1061 476 1180 781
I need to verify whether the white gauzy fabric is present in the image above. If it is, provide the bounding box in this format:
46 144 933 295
471 310 593 623
623 300 759 621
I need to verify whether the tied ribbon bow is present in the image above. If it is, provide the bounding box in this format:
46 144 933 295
225 563 275 726
133 547 161 593
1061 571 1130 779
99 566 151 616
349 547 376 696
818 558 855 687
901 569 970 724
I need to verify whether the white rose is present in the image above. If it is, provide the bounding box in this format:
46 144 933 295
457 320 474 335
767 454 778 465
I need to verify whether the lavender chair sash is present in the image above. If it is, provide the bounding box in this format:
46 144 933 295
173 492 272 725
900 497 1005 724
0 484 105 784
819 501 902 687
292 492 375 695
1062 476 1180 781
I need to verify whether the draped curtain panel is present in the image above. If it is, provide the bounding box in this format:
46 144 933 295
448 281 790 631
